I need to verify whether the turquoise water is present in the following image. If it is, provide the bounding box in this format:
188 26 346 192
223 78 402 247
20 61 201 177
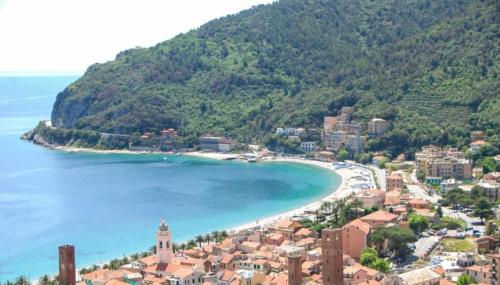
0 77 340 281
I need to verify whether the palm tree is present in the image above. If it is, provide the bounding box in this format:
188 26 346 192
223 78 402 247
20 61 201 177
220 230 228 239
180 243 186 251
121 256 129 265
131 253 139 260
195 235 204 248
15 276 29 285
187 239 196 249
204 233 211 245
39 275 51 285
211 230 220 243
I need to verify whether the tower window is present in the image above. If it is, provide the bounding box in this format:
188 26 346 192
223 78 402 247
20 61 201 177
160 241 163 249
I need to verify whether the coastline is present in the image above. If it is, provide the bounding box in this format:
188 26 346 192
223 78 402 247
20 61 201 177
48 145 365 233
32 145 369 282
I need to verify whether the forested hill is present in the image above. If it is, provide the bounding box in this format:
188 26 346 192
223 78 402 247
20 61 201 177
50 0 499 154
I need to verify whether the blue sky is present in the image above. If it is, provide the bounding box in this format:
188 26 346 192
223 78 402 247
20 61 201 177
0 0 274 75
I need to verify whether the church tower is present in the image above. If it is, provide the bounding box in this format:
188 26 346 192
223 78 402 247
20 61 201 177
155 218 174 264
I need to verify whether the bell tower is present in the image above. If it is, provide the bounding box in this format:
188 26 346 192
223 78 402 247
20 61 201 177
155 218 173 264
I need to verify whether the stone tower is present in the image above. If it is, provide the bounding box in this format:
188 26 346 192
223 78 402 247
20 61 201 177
321 228 343 285
156 218 174 264
288 253 303 285
58 245 76 285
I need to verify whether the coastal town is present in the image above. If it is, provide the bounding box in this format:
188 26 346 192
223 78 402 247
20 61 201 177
12 107 500 285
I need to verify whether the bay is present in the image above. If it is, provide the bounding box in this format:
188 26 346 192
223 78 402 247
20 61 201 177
0 76 340 281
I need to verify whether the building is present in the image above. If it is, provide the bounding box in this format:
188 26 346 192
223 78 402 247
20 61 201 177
156 218 174 265
470 140 487 154
470 130 486 141
342 219 371 259
322 107 364 154
477 182 500 201
464 265 492 284
415 146 472 180
360 210 398 229
160 128 178 150
386 172 404 192
352 189 386 209
387 267 440 285
287 254 302 285
439 179 460 194
276 127 306 137
299 141 316 153
368 118 390 136
487 252 500 285
321 228 343 285
199 136 235 152
59 245 76 285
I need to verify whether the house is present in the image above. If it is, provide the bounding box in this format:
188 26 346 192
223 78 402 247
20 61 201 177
353 189 386 208
238 241 261 254
475 236 498 253
372 155 387 166
266 233 285 246
384 191 401 207
440 179 460 194
386 172 404 192
470 140 487 154
199 136 235 152
464 265 492 284
387 267 441 285
270 220 303 239
407 198 429 209
342 219 371 259
360 210 398 229
167 266 205 285
368 118 390 136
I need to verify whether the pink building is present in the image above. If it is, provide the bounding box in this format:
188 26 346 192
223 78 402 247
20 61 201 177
342 219 371 259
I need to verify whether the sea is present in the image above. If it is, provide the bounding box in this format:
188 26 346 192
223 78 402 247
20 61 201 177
0 76 340 281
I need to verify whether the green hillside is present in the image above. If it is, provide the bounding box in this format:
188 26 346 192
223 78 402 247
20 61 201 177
49 0 499 155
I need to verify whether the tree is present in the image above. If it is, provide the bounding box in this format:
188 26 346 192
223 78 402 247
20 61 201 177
474 197 493 223
337 148 349 162
360 248 378 266
38 276 51 285
211 231 220 243
204 233 211 245
370 226 417 257
456 273 475 285
436 206 443 218
409 214 429 236
416 170 425 182
482 157 497 174
195 235 204 248
15 276 30 285
371 258 390 273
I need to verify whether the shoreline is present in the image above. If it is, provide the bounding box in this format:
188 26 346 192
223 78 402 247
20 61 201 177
28 145 370 282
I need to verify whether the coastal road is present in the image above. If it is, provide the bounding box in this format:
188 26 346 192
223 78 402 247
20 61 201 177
407 184 441 204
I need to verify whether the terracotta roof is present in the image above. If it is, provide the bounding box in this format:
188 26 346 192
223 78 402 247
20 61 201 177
295 228 313 237
344 218 371 234
138 255 156 266
360 210 398 222
220 254 234 264
439 278 455 285
220 270 237 282
465 265 490 272
471 140 487 145
104 280 128 285
172 266 195 279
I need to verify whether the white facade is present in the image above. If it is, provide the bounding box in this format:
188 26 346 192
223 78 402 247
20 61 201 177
299 142 316 152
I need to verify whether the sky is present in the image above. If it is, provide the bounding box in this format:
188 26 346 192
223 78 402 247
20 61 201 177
0 0 275 76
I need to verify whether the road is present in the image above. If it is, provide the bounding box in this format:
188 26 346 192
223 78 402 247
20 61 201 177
407 184 441 204
442 207 484 234
414 236 441 258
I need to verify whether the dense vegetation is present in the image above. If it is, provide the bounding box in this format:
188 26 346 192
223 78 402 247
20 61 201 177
49 0 499 154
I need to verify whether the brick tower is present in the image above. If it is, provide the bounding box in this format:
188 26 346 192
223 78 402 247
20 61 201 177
288 253 302 285
321 228 343 285
58 245 76 285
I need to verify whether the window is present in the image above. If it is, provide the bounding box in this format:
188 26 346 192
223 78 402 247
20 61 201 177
160 241 163 249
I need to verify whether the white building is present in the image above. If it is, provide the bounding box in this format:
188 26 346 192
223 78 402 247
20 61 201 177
299 141 316 152
440 178 460 194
